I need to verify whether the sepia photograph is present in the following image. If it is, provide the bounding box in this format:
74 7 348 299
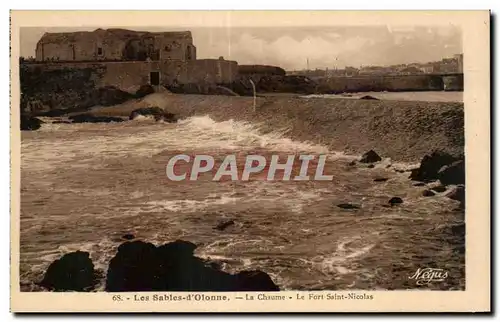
9 10 490 312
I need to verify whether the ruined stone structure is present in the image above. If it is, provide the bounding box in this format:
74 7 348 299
36 28 197 62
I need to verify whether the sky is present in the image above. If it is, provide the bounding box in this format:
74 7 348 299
20 25 462 70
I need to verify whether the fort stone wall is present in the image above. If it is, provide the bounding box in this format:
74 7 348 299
442 74 464 91
20 58 239 113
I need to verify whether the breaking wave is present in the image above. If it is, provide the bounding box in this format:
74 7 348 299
23 115 352 172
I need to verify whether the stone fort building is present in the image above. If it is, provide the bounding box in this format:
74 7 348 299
36 28 197 62
29 28 238 93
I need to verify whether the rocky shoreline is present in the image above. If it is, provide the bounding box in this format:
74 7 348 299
38 239 280 292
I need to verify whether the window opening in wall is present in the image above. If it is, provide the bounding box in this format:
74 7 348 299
150 72 160 86
97 47 103 56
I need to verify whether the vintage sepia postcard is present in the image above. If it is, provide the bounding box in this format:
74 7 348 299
10 10 490 312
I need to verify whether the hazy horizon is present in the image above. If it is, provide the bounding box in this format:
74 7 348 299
20 25 462 70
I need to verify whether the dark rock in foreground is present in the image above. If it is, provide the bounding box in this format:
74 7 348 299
129 107 178 123
409 151 460 182
432 185 448 193
235 270 279 291
438 160 465 185
360 150 382 163
422 189 436 197
69 114 124 123
160 112 178 123
388 197 403 206
214 220 235 231
446 185 465 209
105 240 279 292
21 115 43 131
451 223 465 238
359 95 379 100
121 234 135 240
337 203 361 210
105 241 158 292
39 251 96 291
129 106 164 120
97 86 135 106
135 84 155 98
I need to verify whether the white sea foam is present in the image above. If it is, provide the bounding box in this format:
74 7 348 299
130 114 156 122
22 115 337 171
178 115 330 153
314 236 376 275
143 195 240 213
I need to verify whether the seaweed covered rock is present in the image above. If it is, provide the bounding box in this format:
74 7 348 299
105 241 160 292
69 114 124 123
446 185 465 209
438 160 465 185
214 219 235 231
388 197 403 206
105 240 279 292
20 115 43 131
39 251 97 291
41 239 280 292
235 270 280 291
359 95 379 100
337 203 361 210
410 151 460 182
97 86 135 106
129 107 178 123
360 150 382 163
129 106 164 120
135 85 155 98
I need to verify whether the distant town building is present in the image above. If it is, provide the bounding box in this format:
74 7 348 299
399 66 423 75
420 64 435 74
433 56 459 74
344 66 359 77
359 65 398 76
